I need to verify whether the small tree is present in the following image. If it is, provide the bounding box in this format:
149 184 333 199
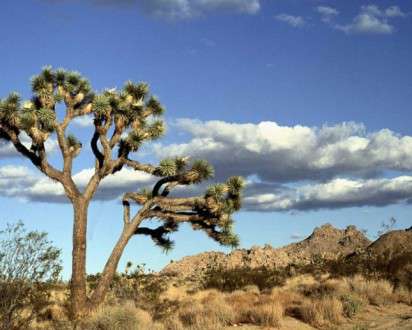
0 222 62 330
0 67 244 318
377 217 397 236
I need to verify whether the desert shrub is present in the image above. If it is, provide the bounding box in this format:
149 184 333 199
162 315 184 330
178 301 225 330
80 304 163 330
151 298 181 321
224 290 284 327
242 284 260 294
300 280 341 299
271 288 303 314
341 294 363 318
178 292 234 329
201 293 235 325
393 286 412 305
225 290 258 324
87 264 170 316
298 299 325 328
325 251 412 290
248 298 283 327
297 297 343 328
318 297 343 324
346 275 394 306
0 222 62 330
202 266 287 292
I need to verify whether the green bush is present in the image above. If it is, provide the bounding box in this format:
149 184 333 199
202 266 287 292
341 294 363 318
0 222 62 330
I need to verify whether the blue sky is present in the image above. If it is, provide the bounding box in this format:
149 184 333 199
1 0 412 278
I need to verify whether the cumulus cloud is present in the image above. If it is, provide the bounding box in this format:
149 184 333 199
0 166 154 203
155 119 412 183
275 14 305 28
2 163 412 212
316 6 339 23
336 5 406 35
137 0 260 19
3 118 412 212
244 176 412 212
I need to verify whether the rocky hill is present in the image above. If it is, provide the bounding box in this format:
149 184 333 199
161 223 371 279
346 226 412 285
366 226 412 257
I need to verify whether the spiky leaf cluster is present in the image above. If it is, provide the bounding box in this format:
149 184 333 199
194 176 245 247
0 93 20 127
86 81 166 155
31 66 92 109
1 67 96 142
154 158 214 184
157 159 178 176
144 175 244 250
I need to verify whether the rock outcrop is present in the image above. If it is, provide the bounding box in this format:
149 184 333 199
161 223 371 279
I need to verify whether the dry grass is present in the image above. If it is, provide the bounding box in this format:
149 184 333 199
345 275 394 306
298 296 343 328
31 274 412 330
393 286 412 305
242 284 261 294
248 299 283 327
79 303 164 330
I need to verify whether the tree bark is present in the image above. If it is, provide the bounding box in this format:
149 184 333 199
88 223 137 308
70 198 89 319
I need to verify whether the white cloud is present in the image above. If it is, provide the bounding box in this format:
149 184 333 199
156 119 412 183
336 14 394 35
0 166 155 203
336 5 406 35
316 6 339 23
360 5 406 18
3 118 412 212
244 176 412 211
138 0 260 19
275 14 305 28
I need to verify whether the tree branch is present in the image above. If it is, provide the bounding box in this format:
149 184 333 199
1 126 64 183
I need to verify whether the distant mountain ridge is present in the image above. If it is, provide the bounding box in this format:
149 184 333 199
161 223 371 279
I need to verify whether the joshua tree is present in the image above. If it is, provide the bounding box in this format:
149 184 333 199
0 67 244 318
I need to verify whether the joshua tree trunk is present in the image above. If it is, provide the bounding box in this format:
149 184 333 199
71 198 89 318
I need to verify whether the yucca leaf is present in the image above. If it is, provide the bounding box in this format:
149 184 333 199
36 108 56 132
158 159 177 176
226 176 245 195
124 81 149 100
146 96 164 116
19 111 36 129
92 95 111 119
206 184 225 200
191 160 214 181
146 120 165 140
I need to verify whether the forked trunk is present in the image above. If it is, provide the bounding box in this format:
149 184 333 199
70 198 89 319
70 197 138 317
